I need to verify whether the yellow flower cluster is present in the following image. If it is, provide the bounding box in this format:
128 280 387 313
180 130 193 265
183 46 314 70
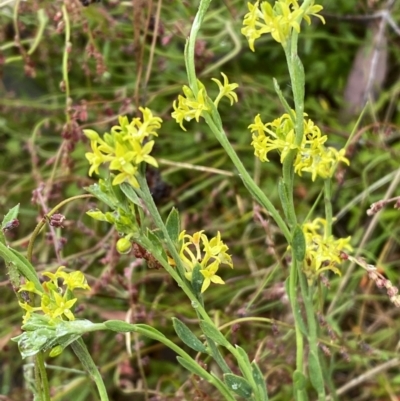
84 107 162 188
250 113 349 181
174 230 233 293
18 266 90 324
172 73 239 131
303 218 352 279
242 0 325 50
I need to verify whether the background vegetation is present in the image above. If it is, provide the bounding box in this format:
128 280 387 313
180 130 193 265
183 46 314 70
1 0 400 400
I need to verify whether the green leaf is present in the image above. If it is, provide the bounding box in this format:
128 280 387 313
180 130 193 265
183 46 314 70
199 321 229 347
251 361 269 401
206 338 231 374
235 345 252 377
120 182 143 208
0 204 20 246
308 350 325 395
293 370 306 391
104 320 137 333
133 324 167 339
0 242 42 291
146 229 167 261
284 277 308 336
223 373 253 398
165 208 180 243
1 203 20 231
191 263 204 297
278 179 291 223
172 317 207 353
292 54 305 105
84 182 116 209
176 356 208 379
292 225 306 262
273 78 295 120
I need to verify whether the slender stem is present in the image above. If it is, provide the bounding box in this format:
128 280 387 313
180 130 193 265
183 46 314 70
299 273 325 400
324 179 333 238
27 194 93 262
34 357 43 401
203 114 291 242
71 339 109 401
115 323 236 401
185 0 213 92
289 259 305 401
36 352 51 401
137 177 263 399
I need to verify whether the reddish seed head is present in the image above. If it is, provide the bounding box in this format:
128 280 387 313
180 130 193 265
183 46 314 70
49 213 66 228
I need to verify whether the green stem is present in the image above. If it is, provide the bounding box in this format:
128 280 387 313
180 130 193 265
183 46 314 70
143 333 233 400
34 357 42 401
204 114 291 242
136 176 263 399
289 259 305 401
299 273 325 400
71 338 109 401
185 0 213 92
36 352 51 401
27 194 93 263
324 179 333 238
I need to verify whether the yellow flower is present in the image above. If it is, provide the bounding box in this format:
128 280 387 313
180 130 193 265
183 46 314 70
19 301 42 324
302 218 352 280
131 139 158 167
200 261 225 293
242 0 325 50
18 267 91 324
250 113 298 162
172 83 210 131
211 73 239 107
201 231 233 268
50 292 77 321
176 230 233 292
19 281 43 296
84 108 162 186
172 75 238 131
250 112 349 180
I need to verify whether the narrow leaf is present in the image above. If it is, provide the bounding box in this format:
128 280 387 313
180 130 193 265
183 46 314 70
104 320 137 333
292 54 305 105
223 373 253 398
0 243 42 291
177 356 208 379
292 225 306 262
191 264 204 297
284 277 308 336
1 204 20 230
84 183 115 209
273 78 295 120
199 321 229 347
308 350 325 395
278 179 291 223
120 182 143 207
165 208 180 243
146 229 167 261
172 317 207 353
251 361 269 401
235 345 253 377
207 338 231 374
293 370 306 391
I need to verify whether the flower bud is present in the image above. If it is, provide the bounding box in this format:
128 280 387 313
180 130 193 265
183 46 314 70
116 237 132 254
83 129 100 141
